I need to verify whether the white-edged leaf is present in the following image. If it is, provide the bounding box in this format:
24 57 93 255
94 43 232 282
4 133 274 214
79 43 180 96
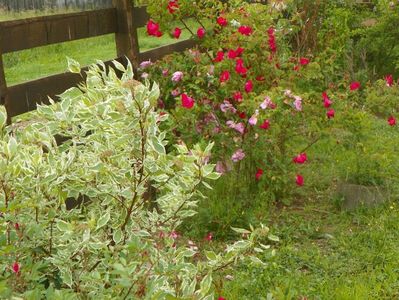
96 211 110 230
113 229 123 244
67 57 81 73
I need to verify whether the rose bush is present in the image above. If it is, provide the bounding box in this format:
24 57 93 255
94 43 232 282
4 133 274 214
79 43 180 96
0 60 274 299
140 0 343 204
133 0 399 237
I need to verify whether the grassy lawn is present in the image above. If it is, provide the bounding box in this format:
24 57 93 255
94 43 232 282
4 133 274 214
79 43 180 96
3 8 399 300
1 10 197 86
223 201 399 299
182 114 399 299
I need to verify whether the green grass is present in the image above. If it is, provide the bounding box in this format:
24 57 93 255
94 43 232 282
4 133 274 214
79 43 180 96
183 114 399 299
223 201 399 299
4 9 399 300
1 10 198 86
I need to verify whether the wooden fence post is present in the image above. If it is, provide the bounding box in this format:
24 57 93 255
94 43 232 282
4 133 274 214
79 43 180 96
113 0 140 69
0 48 11 125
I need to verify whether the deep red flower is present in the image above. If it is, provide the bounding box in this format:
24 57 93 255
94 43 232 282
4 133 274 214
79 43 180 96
220 71 230 83
228 49 238 59
228 47 244 59
197 27 206 39
268 27 277 53
217 16 228 27
255 168 263 180
244 80 253 93
214 51 225 62
259 119 270 130
296 174 304 186
235 59 247 76
350 81 361 91
167 0 179 14
233 91 243 102
293 153 307 164
388 116 396 126
173 27 182 39
218 297 226 300
12 262 20 274
299 57 310 65
385 74 394 87
205 232 213 241
322 92 332 108
235 47 244 56
238 111 247 119
14 223 20 231
181 94 195 109
327 109 335 119
256 75 265 81
146 20 162 37
238 25 253 36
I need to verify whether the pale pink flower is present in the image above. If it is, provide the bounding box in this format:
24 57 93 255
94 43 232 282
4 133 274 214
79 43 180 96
231 149 245 162
172 71 184 82
293 96 302 111
284 89 293 97
220 100 237 113
139 60 152 69
248 110 259 126
227 121 245 134
260 96 272 110
216 161 227 174
208 65 215 76
171 88 181 97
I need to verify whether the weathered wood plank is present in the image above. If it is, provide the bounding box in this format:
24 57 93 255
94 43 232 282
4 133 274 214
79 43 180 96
0 8 117 53
132 6 150 28
0 54 11 124
139 39 197 62
7 58 125 117
113 0 140 67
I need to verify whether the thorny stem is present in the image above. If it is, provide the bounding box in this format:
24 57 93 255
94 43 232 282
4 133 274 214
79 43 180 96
160 162 203 227
121 100 149 238
180 18 195 36
299 135 321 154
180 18 214 63
1 180 10 245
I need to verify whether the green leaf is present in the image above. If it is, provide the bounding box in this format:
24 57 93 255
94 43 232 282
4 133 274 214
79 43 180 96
151 136 165 155
7 136 18 158
205 250 218 261
61 269 73 287
67 57 81 73
200 273 212 297
231 227 251 234
56 220 71 232
96 211 110 230
268 234 280 242
0 106 6 129
113 229 123 244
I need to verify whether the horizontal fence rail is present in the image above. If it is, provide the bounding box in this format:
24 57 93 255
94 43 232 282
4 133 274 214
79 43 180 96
0 0 197 121
0 8 117 53
0 0 113 11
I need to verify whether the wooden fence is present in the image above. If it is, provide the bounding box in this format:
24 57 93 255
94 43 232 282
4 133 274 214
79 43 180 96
0 0 196 123
0 0 112 11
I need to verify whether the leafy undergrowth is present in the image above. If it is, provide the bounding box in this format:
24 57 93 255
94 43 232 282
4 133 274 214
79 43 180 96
223 200 399 299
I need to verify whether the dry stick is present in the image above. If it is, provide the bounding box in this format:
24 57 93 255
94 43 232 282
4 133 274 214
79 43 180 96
180 18 195 36
1 180 10 245
299 135 321 154
180 18 214 62
121 104 149 236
